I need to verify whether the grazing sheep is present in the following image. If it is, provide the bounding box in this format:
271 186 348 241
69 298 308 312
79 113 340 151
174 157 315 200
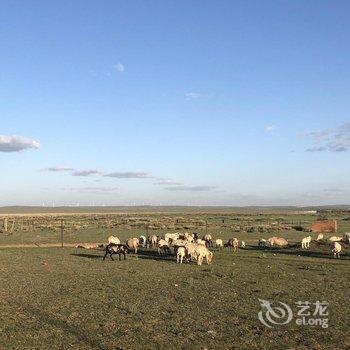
196 239 206 246
179 232 190 240
195 245 213 266
301 236 312 249
258 238 267 247
158 239 171 255
187 235 195 243
185 242 198 261
108 235 121 245
316 233 324 241
241 241 246 248
164 233 179 244
328 236 342 242
176 246 186 264
169 239 188 255
224 238 239 252
193 233 199 241
267 237 288 248
203 234 213 247
215 239 223 248
75 243 103 249
172 239 187 247
343 232 350 243
126 238 139 254
139 235 147 247
103 243 130 261
171 239 188 255
332 242 341 258
148 235 158 247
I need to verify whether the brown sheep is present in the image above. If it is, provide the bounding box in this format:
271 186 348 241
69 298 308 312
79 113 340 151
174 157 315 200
224 238 239 252
126 238 139 254
267 237 288 247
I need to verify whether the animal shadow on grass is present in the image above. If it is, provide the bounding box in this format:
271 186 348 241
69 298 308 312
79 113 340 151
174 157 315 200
136 248 174 262
246 245 350 260
71 253 103 260
71 249 175 262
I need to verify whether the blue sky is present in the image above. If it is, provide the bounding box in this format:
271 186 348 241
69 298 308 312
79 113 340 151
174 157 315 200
1 0 350 206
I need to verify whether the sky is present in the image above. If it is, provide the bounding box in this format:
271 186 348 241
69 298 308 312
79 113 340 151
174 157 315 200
0 0 350 206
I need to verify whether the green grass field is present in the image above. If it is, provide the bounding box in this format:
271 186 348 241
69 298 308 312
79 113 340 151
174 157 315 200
0 212 349 349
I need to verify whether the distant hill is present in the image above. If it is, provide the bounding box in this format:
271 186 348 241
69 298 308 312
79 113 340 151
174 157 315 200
0 205 349 214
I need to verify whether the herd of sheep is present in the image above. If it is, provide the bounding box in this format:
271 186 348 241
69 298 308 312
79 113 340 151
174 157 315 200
300 233 350 258
104 233 216 265
75 231 350 264
258 232 350 258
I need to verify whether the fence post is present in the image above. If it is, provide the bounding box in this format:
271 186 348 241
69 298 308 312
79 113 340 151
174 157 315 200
61 219 64 248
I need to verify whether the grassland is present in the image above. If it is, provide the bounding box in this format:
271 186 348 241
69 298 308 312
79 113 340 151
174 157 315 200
0 210 349 349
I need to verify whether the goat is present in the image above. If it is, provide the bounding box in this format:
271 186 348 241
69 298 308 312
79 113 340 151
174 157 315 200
103 243 130 261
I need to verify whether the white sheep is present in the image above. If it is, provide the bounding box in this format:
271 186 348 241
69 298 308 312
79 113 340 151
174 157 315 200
149 235 158 247
215 239 223 248
316 233 324 241
185 242 198 261
164 232 179 243
195 245 213 266
241 241 246 248
301 236 312 249
108 235 120 245
176 246 186 264
267 237 288 247
196 239 206 246
328 236 342 242
171 239 188 255
332 242 341 258
203 234 213 247
158 239 170 255
139 235 147 247
172 239 187 247
75 243 103 249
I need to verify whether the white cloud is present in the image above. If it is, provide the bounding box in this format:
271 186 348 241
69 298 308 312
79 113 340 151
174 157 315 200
72 170 102 177
78 187 119 193
61 187 119 194
154 178 184 185
43 166 74 172
185 92 201 100
306 147 327 152
115 63 125 72
323 188 343 193
164 185 217 192
0 135 40 152
265 125 275 133
305 122 350 152
104 172 151 179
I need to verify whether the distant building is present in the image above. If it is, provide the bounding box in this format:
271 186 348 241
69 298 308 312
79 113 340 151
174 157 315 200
310 220 337 233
